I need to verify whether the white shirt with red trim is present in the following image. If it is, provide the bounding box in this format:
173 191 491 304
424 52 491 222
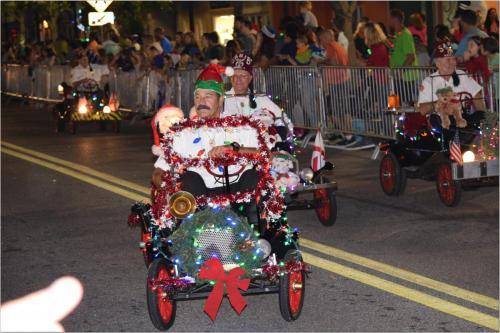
154 124 272 189
417 69 482 106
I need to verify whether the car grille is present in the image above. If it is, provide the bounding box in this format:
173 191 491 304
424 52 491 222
197 228 238 266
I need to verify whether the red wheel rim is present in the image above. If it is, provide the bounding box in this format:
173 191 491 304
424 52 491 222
288 270 303 315
437 164 456 205
380 156 395 193
156 267 173 323
314 189 331 221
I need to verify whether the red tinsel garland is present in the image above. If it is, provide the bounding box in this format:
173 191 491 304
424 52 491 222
151 116 285 227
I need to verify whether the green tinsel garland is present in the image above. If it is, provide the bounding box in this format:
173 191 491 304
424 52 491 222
167 207 265 278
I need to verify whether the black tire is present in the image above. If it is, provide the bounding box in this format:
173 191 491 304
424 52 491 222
112 120 121 133
56 118 66 133
147 258 177 331
69 121 77 135
279 249 305 321
313 177 337 226
379 152 407 196
436 163 462 207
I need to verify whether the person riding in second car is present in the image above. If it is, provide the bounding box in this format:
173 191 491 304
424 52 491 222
417 39 487 128
223 53 294 153
70 53 109 90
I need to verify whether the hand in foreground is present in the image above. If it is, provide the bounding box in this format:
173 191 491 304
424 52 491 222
208 146 234 158
1 276 83 332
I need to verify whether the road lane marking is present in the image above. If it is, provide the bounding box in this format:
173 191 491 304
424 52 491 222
3 143 499 330
1 141 150 195
1 147 148 203
303 252 499 331
300 238 499 311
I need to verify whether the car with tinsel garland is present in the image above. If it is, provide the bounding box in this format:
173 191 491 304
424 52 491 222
376 90 498 207
128 115 309 330
54 79 121 134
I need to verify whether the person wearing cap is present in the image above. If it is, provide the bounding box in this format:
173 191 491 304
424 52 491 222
151 64 263 195
223 53 294 152
417 40 486 124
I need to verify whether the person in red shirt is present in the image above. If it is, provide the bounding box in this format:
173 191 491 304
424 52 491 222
463 36 491 85
364 22 390 67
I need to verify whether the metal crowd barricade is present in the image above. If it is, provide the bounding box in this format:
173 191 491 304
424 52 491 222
2 64 497 138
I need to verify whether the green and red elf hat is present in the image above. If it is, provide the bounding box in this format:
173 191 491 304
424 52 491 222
194 64 234 95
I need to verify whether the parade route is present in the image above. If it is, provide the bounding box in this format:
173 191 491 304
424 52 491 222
2 104 499 331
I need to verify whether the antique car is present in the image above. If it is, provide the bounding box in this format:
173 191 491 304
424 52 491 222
128 116 309 330
53 79 121 134
376 91 498 206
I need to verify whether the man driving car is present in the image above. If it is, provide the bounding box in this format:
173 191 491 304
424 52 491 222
151 65 267 196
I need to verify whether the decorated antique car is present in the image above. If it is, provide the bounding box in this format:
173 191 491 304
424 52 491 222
128 116 309 330
53 80 121 134
376 91 498 206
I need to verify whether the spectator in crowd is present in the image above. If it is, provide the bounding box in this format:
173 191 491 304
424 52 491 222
102 32 121 56
463 36 491 84
86 34 101 64
222 40 241 66
389 9 417 67
286 35 312 65
484 8 499 37
306 28 326 62
451 13 465 44
255 25 276 68
53 36 69 63
481 37 499 102
330 8 348 53
182 32 202 59
154 27 173 54
299 1 318 29
40 46 56 67
277 30 297 65
203 31 224 63
408 13 430 66
173 32 185 53
353 18 371 63
455 10 488 60
111 47 137 72
233 15 246 41
318 29 348 66
237 20 256 55
364 22 390 67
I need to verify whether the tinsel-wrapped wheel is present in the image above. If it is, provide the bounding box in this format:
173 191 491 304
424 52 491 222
436 163 462 207
147 258 177 331
279 250 305 321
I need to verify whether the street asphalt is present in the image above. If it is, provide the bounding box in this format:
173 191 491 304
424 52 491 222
1 101 498 332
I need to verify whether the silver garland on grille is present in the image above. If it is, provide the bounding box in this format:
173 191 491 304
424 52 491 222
197 228 238 265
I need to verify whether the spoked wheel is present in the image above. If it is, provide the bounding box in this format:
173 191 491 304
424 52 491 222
313 186 337 226
147 258 177 331
436 163 462 207
379 152 406 196
279 250 305 321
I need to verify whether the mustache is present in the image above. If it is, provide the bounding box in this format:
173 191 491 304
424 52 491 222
197 104 210 111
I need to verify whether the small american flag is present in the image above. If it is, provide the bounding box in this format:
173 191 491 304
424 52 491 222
449 131 463 165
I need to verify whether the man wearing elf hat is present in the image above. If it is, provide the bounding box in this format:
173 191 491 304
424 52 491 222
152 64 266 194
417 39 486 124
223 53 294 152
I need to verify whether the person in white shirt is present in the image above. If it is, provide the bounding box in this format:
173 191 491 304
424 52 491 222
69 54 106 89
223 53 294 152
417 40 486 125
300 1 318 29
151 64 266 195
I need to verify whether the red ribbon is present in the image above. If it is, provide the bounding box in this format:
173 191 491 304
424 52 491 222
198 258 250 321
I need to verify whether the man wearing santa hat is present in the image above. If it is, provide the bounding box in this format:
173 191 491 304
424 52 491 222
151 64 267 196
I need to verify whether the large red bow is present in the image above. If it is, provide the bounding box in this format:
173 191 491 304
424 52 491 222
198 258 250 321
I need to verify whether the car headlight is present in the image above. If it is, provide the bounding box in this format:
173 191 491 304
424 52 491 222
78 104 88 114
299 168 314 182
57 84 64 94
462 150 475 163
103 105 111 114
